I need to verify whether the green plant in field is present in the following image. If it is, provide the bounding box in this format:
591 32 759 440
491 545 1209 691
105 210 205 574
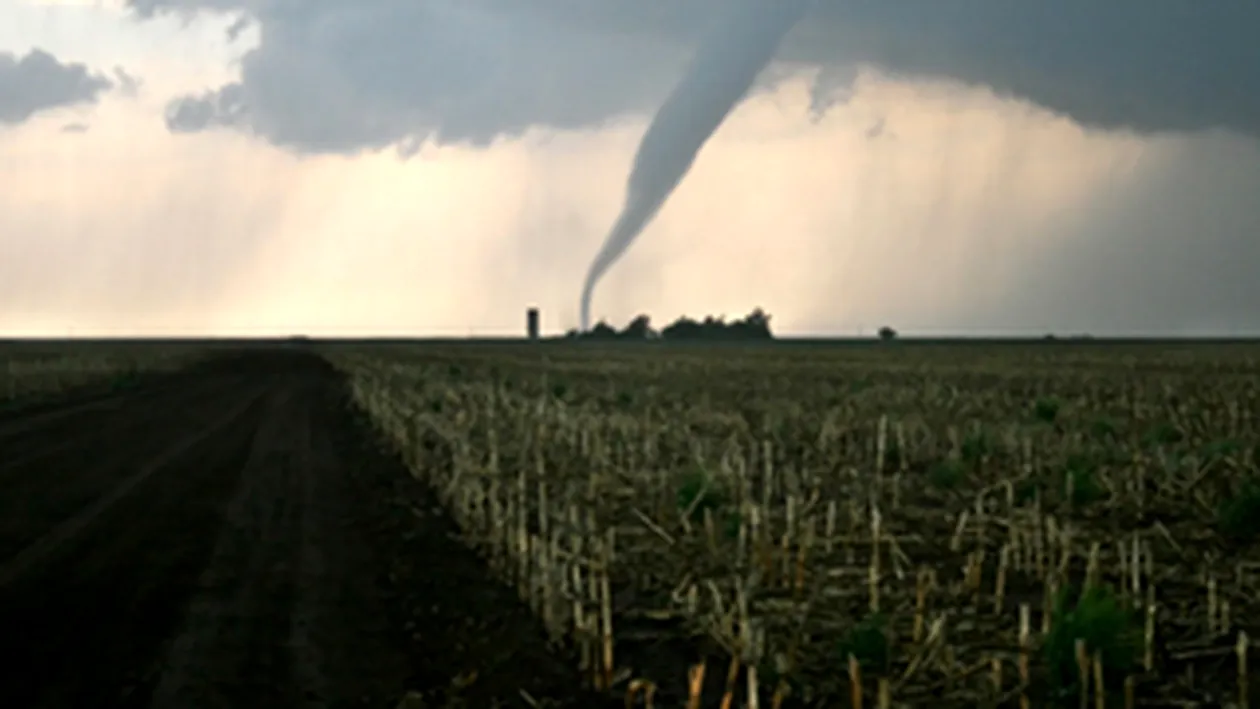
720 508 743 540
1043 584 1139 698
615 390 634 408
960 429 990 465
447 363 463 378
883 439 902 470
1143 422 1184 447
836 613 890 672
758 652 804 699
1063 454 1104 505
1014 478 1041 505
1217 479 1260 540
928 459 965 490
1096 443 1131 466
1034 397 1061 424
428 398 443 413
1200 438 1242 460
1089 416 1118 441
550 382 568 400
676 466 729 523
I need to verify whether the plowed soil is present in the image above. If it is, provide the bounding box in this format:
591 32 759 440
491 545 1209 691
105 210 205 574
0 350 610 709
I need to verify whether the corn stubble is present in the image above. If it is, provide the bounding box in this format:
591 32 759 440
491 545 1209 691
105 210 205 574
333 343 1260 708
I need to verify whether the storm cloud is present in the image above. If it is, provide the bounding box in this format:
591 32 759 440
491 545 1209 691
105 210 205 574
0 49 114 126
153 0 694 152
132 0 1260 153
953 131 1260 336
86 0 1260 337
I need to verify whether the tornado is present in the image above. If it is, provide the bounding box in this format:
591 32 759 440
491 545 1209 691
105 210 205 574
579 0 809 331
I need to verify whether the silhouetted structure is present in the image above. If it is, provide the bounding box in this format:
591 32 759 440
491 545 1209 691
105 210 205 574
566 308 773 342
526 308 540 341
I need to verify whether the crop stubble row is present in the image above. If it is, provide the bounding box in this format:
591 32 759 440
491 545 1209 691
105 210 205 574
333 343 1260 708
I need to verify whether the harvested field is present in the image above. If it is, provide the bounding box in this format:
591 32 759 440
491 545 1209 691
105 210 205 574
0 346 605 709
333 341 1260 708
0 347 187 404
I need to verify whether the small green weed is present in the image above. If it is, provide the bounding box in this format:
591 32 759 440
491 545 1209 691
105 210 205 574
1033 398 1061 424
836 614 890 673
1218 479 1260 541
1043 584 1139 698
960 430 990 465
676 467 729 523
882 439 902 470
1143 422 1184 447
1089 417 1118 441
1200 439 1242 460
1014 478 1041 505
928 460 965 490
1063 454 1104 506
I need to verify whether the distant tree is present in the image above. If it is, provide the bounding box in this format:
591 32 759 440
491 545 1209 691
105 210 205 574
744 307 771 332
659 317 693 340
661 308 773 341
588 321 619 340
620 314 657 340
878 325 898 341
568 308 774 342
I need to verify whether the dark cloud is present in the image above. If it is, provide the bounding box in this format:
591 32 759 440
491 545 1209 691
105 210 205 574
129 0 1260 153
60 122 90 134
0 49 114 126
797 1 1260 137
150 0 692 152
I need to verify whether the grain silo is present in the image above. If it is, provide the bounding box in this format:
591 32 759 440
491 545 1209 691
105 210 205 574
526 307 540 341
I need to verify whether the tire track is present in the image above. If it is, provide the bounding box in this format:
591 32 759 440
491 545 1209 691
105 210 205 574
0 374 250 487
149 372 411 707
283 376 410 706
0 374 268 709
0 365 218 440
147 381 304 708
0 381 267 588
0 387 141 436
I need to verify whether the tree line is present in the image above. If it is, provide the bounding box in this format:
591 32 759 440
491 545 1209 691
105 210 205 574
566 308 774 341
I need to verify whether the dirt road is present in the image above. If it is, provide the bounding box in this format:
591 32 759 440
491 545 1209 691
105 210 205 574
0 350 604 709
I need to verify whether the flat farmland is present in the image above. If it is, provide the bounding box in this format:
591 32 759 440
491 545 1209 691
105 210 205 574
333 340 1260 708
4 339 1260 708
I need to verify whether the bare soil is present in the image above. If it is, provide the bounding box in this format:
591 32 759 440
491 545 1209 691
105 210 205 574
0 350 612 709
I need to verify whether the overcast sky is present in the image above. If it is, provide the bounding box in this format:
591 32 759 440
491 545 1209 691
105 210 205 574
2 0 1258 337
